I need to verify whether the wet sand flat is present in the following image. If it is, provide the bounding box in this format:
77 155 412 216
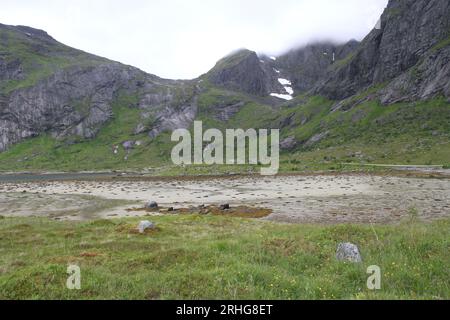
0 174 449 223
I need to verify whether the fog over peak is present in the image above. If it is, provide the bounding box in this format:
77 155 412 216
1 0 388 79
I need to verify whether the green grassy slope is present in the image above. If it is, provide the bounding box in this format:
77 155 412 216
0 93 175 172
0 26 107 93
278 96 450 171
0 89 448 173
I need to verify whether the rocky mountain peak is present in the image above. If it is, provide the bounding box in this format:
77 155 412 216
207 49 271 96
316 0 450 102
273 40 360 94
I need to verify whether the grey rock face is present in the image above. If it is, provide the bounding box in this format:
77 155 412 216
336 243 362 263
147 100 198 139
379 45 450 104
0 62 197 151
304 131 329 147
0 57 24 81
134 123 147 135
280 136 298 151
208 49 271 96
135 81 199 139
275 41 359 94
215 101 245 122
0 63 144 151
122 140 135 150
317 0 450 101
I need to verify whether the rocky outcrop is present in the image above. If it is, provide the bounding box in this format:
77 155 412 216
207 49 271 96
280 136 298 151
0 63 199 151
214 101 246 122
0 56 23 81
317 0 450 101
1 63 142 151
379 44 450 104
146 100 198 139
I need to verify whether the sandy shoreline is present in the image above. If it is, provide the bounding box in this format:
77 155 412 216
1 174 449 224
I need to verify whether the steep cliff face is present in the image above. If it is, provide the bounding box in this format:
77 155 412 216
207 49 272 96
1 64 140 150
317 0 450 102
274 40 359 94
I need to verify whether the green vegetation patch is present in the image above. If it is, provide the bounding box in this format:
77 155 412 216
0 215 448 299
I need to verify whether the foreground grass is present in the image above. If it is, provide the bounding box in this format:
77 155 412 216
0 215 448 300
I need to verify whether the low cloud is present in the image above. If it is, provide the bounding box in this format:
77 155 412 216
1 0 388 79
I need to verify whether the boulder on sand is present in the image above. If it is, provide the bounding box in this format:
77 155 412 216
146 201 158 209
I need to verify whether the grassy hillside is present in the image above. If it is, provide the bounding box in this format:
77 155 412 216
0 25 106 93
278 96 450 170
0 88 448 173
0 93 175 172
0 214 448 299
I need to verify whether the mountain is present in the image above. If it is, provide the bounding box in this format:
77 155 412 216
316 0 450 103
0 0 449 172
273 40 360 94
0 23 199 152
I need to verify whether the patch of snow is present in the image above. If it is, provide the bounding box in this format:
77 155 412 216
273 68 280 73
260 60 265 63
270 93 293 101
284 86 294 95
278 78 291 86
272 77 295 99
270 56 277 61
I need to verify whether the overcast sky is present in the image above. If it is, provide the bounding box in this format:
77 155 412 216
1 0 388 79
